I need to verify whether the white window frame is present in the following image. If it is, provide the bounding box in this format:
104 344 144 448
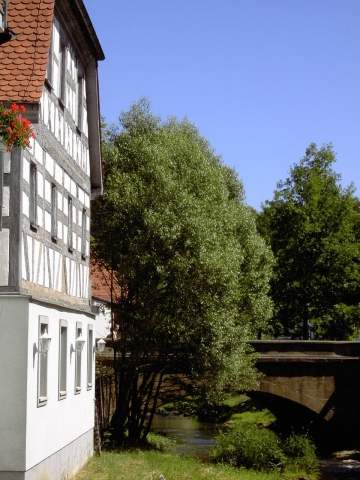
87 324 94 389
58 319 68 400
37 315 49 407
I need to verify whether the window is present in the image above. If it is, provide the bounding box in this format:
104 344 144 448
37 316 49 406
81 208 86 260
29 163 37 229
46 28 53 86
58 320 68 399
87 325 93 389
59 42 66 105
51 184 57 242
77 75 84 131
68 196 73 252
0 0 6 32
75 323 84 393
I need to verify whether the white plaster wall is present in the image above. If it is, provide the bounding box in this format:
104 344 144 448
93 300 111 339
26 301 95 470
0 296 29 471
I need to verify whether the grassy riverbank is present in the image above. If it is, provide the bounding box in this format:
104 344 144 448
76 394 318 479
76 450 317 480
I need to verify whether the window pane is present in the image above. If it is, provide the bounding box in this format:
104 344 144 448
51 184 57 241
39 351 48 398
87 327 93 388
75 325 82 392
38 318 49 406
81 208 86 259
76 350 82 391
46 29 53 84
0 1 5 32
30 163 37 226
77 76 83 130
59 325 67 397
60 43 66 103
68 196 73 251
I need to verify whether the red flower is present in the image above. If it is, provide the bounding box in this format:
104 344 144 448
0 103 34 151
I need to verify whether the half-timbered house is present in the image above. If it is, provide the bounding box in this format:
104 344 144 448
0 0 104 478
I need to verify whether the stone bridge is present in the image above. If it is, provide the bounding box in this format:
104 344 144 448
249 341 360 450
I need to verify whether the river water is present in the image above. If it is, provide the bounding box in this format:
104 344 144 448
152 414 360 480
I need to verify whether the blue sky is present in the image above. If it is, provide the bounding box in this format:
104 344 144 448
84 0 360 209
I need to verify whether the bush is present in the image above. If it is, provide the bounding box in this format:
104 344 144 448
283 434 318 473
211 424 285 471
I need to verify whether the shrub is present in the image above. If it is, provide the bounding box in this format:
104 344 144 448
211 424 285 471
283 434 318 473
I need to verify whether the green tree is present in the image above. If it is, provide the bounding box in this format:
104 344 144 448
92 100 273 446
258 143 360 339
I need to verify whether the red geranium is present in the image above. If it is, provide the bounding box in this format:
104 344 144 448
0 103 35 150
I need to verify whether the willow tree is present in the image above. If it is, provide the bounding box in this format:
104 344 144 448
92 100 273 446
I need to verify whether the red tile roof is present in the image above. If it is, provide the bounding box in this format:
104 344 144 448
0 0 54 103
91 260 122 304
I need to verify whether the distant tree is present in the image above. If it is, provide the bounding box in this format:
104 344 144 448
92 100 273 446
258 143 360 340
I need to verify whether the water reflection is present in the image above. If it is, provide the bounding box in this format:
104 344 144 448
319 459 360 480
152 414 220 459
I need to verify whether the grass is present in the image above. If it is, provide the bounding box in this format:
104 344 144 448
75 450 316 480
228 409 276 428
146 432 177 451
219 394 276 429
222 394 249 408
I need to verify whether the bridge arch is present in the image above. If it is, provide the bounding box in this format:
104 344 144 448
249 340 360 450
247 390 333 451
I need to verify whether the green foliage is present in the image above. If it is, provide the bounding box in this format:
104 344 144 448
258 143 360 339
211 424 285 471
211 426 318 474
93 98 273 445
283 434 318 473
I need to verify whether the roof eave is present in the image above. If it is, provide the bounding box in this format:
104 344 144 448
73 0 105 61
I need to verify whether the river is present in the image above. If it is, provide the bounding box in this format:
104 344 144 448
152 414 360 480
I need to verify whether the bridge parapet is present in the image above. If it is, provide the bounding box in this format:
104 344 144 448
250 340 360 363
